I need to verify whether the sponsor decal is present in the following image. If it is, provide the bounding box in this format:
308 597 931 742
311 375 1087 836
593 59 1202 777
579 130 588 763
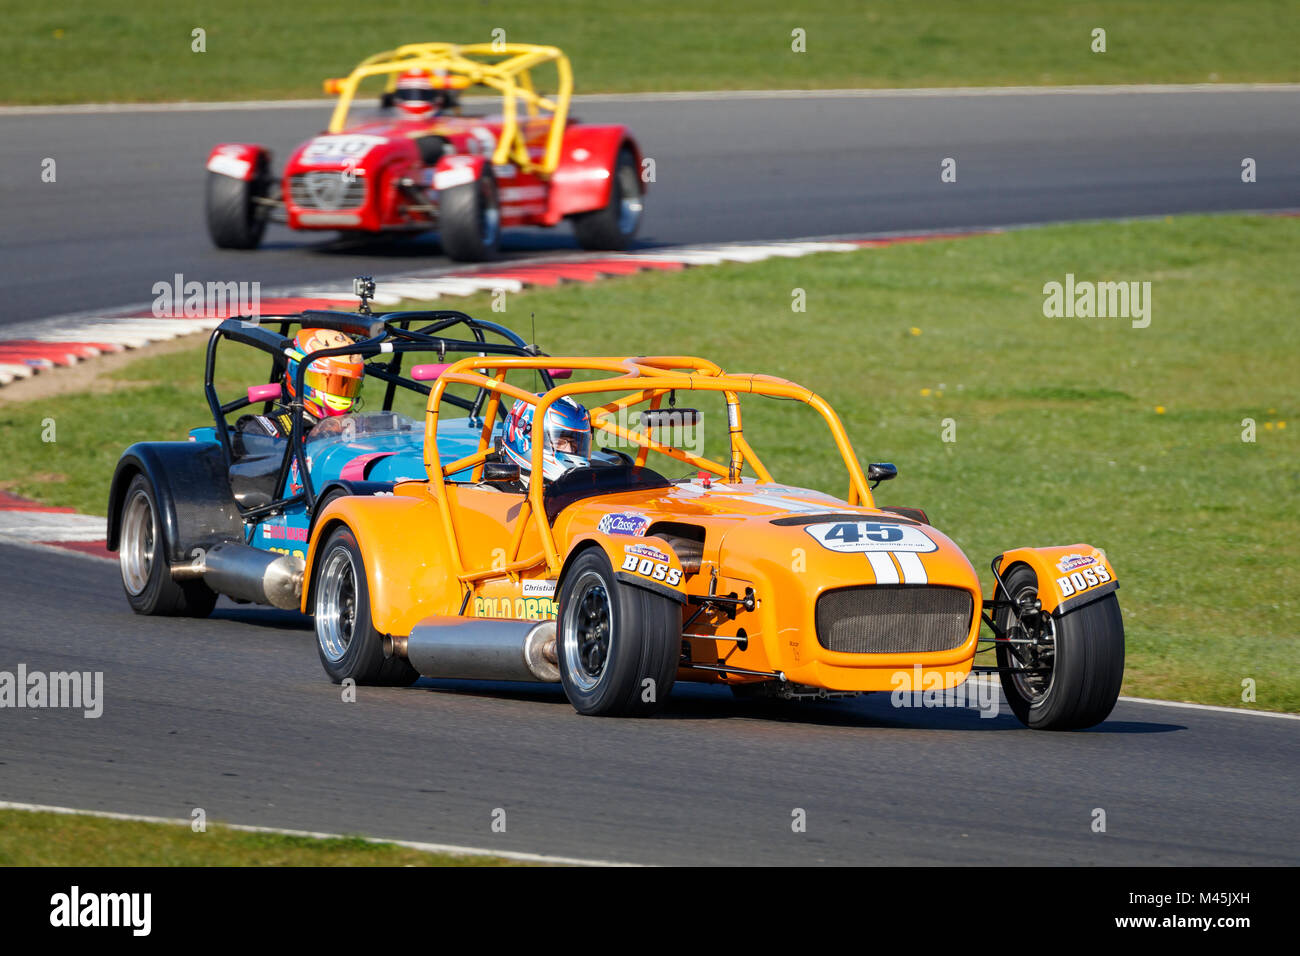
1056 562 1112 598
805 521 938 554
1056 552 1098 573
597 513 649 536
521 578 557 598
623 542 669 562
620 549 682 587
474 596 556 621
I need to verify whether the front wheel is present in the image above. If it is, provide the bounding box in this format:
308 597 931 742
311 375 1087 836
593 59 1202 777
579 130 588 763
439 172 501 261
995 563 1124 730
556 549 679 716
313 526 418 686
570 146 643 251
206 160 271 250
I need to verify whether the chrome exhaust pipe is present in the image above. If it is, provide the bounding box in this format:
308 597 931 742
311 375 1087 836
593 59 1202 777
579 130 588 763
187 542 305 611
405 617 559 683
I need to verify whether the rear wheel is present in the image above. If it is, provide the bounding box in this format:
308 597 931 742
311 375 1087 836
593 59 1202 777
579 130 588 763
439 172 500 261
118 474 217 617
557 549 678 716
995 564 1124 730
313 526 418 686
206 158 271 250
571 146 643 251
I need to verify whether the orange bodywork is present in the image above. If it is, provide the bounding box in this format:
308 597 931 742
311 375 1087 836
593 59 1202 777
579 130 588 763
301 355 1111 693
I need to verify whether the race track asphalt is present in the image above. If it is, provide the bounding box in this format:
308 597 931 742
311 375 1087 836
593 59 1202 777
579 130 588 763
1 88 1297 324
2 543 1295 866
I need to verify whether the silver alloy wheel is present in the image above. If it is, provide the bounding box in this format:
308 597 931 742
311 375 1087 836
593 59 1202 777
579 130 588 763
119 488 155 596
316 545 358 663
561 569 614 693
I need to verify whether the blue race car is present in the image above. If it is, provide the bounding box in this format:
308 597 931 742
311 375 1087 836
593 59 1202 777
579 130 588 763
106 280 564 619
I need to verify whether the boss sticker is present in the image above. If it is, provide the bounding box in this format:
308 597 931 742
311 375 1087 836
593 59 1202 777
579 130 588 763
1056 562 1112 598
598 513 649 536
620 550 682 587
805 522 938 554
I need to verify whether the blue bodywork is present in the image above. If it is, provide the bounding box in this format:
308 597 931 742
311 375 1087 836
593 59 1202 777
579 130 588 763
190 411 501 560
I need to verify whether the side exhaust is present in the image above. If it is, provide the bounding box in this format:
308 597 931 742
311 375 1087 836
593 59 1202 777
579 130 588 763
178 542 305 611
405 617 559 683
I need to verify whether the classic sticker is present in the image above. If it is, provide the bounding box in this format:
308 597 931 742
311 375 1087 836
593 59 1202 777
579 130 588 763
804 522 938 554
598 513 649 536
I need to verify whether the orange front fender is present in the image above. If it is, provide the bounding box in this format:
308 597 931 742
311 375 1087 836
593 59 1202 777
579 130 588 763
302 491 456 637
994 544 1118 615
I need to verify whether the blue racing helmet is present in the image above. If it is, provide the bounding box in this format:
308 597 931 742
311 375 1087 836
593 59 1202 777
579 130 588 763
503 395 591 488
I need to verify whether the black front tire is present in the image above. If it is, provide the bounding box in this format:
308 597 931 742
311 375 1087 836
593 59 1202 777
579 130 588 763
117 473 218 617
312 526 418 686
206 161 270 250
571 146 643 251
995 563 1125 730
556 549 679 716
439 172 501 261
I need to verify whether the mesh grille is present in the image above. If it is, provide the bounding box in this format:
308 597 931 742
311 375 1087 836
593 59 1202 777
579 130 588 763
815 586 973 654
288 172 367 211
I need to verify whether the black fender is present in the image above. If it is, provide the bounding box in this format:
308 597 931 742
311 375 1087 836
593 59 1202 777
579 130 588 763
107 442 245 563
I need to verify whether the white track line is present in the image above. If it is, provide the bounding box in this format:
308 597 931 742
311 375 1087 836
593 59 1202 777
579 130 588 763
1116 696 1300 720
0 800 638 866
4 83 1299 116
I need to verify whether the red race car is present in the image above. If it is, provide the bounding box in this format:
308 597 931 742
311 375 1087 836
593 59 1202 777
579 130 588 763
205 43 645 261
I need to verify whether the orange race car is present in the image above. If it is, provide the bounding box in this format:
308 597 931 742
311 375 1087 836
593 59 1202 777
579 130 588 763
303 355 1125 730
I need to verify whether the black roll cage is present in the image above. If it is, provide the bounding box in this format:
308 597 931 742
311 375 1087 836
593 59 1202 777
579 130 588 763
203 308 555 521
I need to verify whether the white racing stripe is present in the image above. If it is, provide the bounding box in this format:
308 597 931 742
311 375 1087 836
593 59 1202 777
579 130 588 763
895 551 928 584
0 800 639 866
866 552 899 584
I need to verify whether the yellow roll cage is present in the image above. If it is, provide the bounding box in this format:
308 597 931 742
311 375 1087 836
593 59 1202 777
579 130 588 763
420 356 877 593
324 42 572 177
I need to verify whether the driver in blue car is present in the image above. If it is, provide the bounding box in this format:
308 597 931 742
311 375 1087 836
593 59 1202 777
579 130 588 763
237 327 364 444
501 395 592 490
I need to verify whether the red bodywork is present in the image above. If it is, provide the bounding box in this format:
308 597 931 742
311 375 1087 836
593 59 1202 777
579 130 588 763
206 112 641 235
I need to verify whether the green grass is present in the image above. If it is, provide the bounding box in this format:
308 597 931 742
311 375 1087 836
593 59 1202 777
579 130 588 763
5 1 1298 104
0 810 523 865
1 214 1296 711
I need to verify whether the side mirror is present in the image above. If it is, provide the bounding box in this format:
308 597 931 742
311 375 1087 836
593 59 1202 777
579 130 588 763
481 460 520 483
868 462 898 488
